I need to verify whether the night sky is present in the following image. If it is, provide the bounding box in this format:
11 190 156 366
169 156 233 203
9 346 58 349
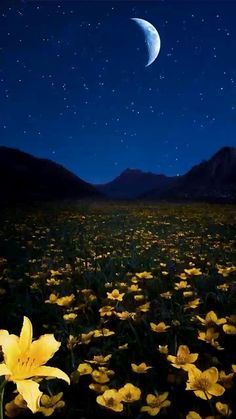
1 1 236 184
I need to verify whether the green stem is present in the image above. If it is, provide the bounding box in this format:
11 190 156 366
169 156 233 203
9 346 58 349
204 392 215 418
0 379 6 419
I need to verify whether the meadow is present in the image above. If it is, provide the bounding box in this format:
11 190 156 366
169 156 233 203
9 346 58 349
0 202 235 419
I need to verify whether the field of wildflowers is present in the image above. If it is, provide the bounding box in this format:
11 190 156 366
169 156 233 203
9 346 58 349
0 202 235 418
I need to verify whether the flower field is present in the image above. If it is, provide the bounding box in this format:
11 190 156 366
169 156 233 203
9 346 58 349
0 202 235 418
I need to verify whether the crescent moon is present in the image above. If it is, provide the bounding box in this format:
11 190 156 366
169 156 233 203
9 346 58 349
131 18 161 67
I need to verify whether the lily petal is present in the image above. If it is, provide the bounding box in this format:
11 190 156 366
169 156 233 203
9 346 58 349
29 335 61 366
16 379 42 413
32 366 70 384
0 363 11 376
0 330 9 347
1 335 21 371
19 317 33 353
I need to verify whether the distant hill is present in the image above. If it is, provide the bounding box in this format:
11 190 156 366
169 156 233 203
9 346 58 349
0 146 102 204
142 147 236 202
96 168 175 199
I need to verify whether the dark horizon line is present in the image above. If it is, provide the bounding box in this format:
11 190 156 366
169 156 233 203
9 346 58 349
1 144 235 186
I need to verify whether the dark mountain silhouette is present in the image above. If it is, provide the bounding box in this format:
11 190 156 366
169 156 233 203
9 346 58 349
96 147 236 202
1 146 235 204
142 147 236 202
96 168 175 199
0 146 102 204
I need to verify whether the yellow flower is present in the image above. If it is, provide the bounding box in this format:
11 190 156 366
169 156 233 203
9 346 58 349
55 294 75 307
150 322 170 333
5 394 27 417
136 271 153 280
86 354 112 365
134 294 145 301
140 392 171 416
93 328 115 338
63 313 77 321
219 371 234 388
185 298 201 310
96 389 123 412
183 291 194 298
118 343 128 350
232 364 236 373
118 383 141 403
38 392 65 417
196 311 226 326
217 266 236 277
160 291 172 299
78 331 94 345
186 412 202 419
184 268 202 276
106 289 125 301
223 324 236 334
45 293 58 304
66 335 78 350
128 284 141 292
158 345 168 354
92 369 110 383
46 278 61 286
215 401 232 416
89 383 109 393
99 306 114 317
77 363 93 375
217 283 229 292
131 362 152 373
186 365 225 400
178 273 188 280
198 328 219 344
137 302 150 312
0 317 70 413
167 345 198 369
161 271 169 276
115 311 136 320
174 281 191 290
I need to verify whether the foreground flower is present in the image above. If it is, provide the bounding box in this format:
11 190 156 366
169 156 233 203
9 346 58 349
167 345 198 369
131 362 152 373
197 328 220 348
195 311 226 327
118 383 141 403
5 394 27 417
106 289 125 301
77 363 93 376
215 402 232 416
38 392 65 417
96 389 123 412
184 268 202 276
150 322 170 333
0 317 70 413
186 365 225 400
136 271 153 280
140 392 171 416
184 298 201 310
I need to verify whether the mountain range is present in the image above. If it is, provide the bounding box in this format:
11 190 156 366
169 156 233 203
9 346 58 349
97 147 236 202
0 146 235 204
0 146 101 204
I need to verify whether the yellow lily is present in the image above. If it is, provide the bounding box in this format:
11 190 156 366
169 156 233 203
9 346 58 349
0 317 70 413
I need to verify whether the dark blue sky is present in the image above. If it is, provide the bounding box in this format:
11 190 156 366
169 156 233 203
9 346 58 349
1 0 236 183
